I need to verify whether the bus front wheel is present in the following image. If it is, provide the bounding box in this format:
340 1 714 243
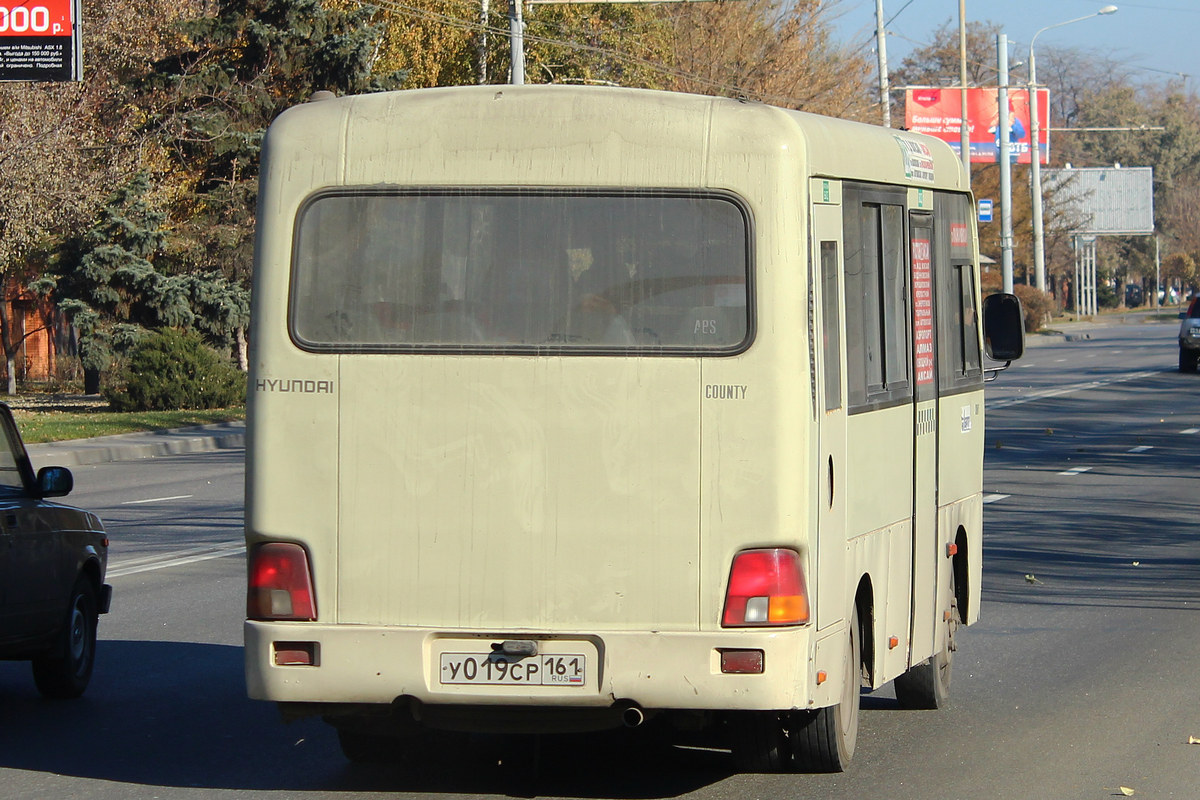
894 575 959 709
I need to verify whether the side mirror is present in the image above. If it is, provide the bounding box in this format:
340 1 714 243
982 292 1025 362
36 466 74 498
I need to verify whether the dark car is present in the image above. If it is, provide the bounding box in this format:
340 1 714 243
0 403 110 697
1180 297 1200 373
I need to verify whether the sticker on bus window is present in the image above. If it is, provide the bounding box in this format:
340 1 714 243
912 238 934 386
895 136 935 184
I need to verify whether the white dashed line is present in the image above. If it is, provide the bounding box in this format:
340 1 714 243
983 494 1010 504
1127 445 1153 453
121 494 195 505
1058 466 1092 476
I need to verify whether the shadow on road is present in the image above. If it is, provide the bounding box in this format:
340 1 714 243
0 639 738 797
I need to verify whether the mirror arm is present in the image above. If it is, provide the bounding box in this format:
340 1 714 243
984 361 1012 382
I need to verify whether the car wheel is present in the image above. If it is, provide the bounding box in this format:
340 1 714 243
1180 347 1199 373
32 578 98 699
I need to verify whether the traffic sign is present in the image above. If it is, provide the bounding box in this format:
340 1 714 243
978 198 994 223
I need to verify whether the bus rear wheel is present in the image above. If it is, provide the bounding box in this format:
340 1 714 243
790 605 861 772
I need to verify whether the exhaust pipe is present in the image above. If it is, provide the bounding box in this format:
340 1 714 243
621 706 645 728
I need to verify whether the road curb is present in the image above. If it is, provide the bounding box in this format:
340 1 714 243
25 421 245 468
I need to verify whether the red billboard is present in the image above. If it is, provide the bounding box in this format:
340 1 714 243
905 87 1049 165
0 0 80 81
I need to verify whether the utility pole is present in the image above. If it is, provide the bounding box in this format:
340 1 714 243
998 34 1014 294
958 0 970 184
509 0 525 84
875 0 890 127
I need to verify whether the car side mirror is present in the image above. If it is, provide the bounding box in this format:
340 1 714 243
36 466 74 498
982 292 1025 362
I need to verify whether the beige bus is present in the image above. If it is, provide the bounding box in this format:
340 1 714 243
244 85 1024 772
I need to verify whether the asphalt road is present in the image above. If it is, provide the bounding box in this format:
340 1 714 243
1 317 1197 799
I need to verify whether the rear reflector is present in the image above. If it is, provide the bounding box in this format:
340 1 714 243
721 548 809 627
274 641 318 666
247 543 317 621
719 649 765 674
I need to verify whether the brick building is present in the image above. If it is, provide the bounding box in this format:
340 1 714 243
1 282 59 385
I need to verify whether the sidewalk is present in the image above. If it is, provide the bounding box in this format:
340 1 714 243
25 420 245 468
1025 308 1178 347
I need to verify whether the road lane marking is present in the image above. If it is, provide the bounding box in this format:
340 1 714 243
121 494 195 505
107 541 244 578
1058 466 1092 476
1182 428 1199 435
1127 445 1153 453
987 370 1159 410
983 494 1010 504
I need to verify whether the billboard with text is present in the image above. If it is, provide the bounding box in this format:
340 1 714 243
0 0 80 81
905 87 1049 165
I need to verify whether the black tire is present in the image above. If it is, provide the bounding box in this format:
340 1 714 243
1180 347 1198 373
894 581 959 710
791 604 861 772
728 711 790 772
32 578 98 699
337 728 401 764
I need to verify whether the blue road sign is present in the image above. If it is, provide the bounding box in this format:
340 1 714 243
978 199 994 223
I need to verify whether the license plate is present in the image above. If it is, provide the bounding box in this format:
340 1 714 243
439 653 587 686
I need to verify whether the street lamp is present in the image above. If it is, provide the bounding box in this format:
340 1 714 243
1029 5 1117 293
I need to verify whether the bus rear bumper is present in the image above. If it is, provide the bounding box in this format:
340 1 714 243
245 621 827 719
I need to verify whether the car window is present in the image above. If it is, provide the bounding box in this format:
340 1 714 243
0 420 27 495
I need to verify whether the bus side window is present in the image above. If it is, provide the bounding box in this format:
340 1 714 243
934 192 983 390
843 185 912 412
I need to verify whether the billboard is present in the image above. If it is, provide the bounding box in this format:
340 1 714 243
905 87 1049 165
1043 167 1154 235
0 0 80 82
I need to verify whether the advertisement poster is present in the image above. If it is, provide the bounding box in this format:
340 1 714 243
0 0 80 82
905 87 1049 165
911 237 934 386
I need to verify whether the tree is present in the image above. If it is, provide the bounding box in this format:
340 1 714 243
141 0 407 292
42 173 185 392
0 0 202 393
665 0 872 117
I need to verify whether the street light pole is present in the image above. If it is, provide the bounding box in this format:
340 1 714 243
509 0 525 84
1029 5 1118 292
998 34 1014 294
875 0 891 127
958 0 970 183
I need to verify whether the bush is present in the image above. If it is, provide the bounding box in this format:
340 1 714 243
1010 285 1055 333
104 328 246 411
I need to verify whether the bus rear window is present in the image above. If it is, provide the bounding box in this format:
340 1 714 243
289 189 751 353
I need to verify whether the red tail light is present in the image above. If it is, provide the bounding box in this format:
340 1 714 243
247 543 317 621
721 548 809 627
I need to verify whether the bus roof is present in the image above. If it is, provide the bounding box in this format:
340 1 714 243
263 85 966 197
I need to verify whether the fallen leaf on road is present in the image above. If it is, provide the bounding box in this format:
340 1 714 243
1119 788 1135 797
1132 561 1140 566
1024 574 1041 584
1189 735 1200 745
